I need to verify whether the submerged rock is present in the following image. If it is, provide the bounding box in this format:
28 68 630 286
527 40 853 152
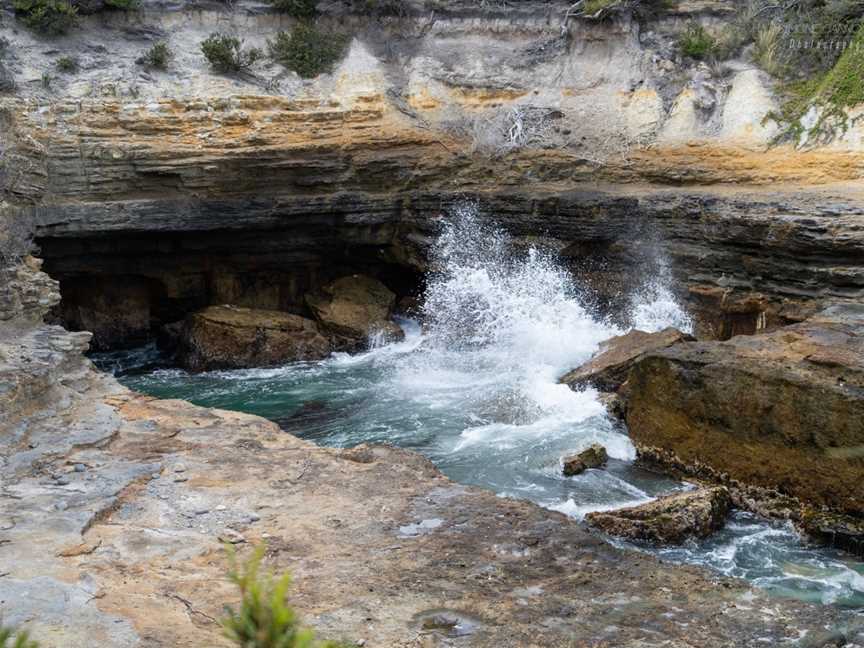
626 303 864 518
178 305 330 372
305 275 403 350
563 444 608 476
560 327 694 393
586 487 731 545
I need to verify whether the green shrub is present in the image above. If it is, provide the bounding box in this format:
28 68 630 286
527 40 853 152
138 42 172 69
12 0 77 35
267 23 349 79
582 0 616 15
222 544 345 648
678 23 716 60
351 0 407 16
0 626 39 648
268 0 317 17
55 55 78 73
753 22 784 76
201 33 263 73
103 0 139 7
767 21 864 144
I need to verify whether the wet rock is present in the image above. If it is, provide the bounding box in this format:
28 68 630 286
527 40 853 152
799 510 864 556
562 444 608 476
305 275 403 350
626 304 864 517
560 327 694 393
178 305 330 372
586 486 731 545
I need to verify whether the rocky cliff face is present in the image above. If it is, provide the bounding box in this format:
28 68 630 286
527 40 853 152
1 0 863 347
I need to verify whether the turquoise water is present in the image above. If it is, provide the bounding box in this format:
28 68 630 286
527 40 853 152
102 205 864 608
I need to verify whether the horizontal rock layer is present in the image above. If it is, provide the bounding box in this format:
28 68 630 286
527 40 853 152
32 185 864 344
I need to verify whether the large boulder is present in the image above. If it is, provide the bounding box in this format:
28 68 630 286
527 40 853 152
305 275 403 349
560 327 694 392
626 304 864 518
586 487 731 545
179 305 330 372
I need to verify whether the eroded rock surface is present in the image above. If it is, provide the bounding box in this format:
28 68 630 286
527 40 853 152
562 443 608 476
586 487 732 545
306 275 403 350
2 260 861 647
560 327 694 392
179 305 330 372
626 303 864 520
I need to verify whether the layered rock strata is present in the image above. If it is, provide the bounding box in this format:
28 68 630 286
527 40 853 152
625 303 864 527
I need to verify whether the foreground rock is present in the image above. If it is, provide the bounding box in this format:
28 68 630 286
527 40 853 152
626 304 864 520
3 262 860 647
561 327 694 393
586 487 732 545
306 275 403 350
563 444 608 476
179 305 330 372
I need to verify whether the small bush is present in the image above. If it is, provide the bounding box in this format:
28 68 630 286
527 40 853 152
222 544 345 648
267 24 348 79
0 627 38 648
201 33 263 73
103 0 138 8
678 24 716 60
56 55 78 73
138 42 172 69
351 0 411 16
12 0 77 35
268 0 317 17
753 22 783 76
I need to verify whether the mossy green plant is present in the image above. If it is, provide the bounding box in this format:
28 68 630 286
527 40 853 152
103 0 139 8
12 0 77 36
267 23 349 79
766 21 864 144
0 626 39 648
222 544 347 648
55 55 78 73
267 0 317 17
201 33 263 73
678 23 716 60
138 42 172 69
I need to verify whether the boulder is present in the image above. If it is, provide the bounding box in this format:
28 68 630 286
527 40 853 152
305 275 403 349
586 487 731 545
178 305 330 372
563 444 608 476
626 304 864 518
560 327 694 392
